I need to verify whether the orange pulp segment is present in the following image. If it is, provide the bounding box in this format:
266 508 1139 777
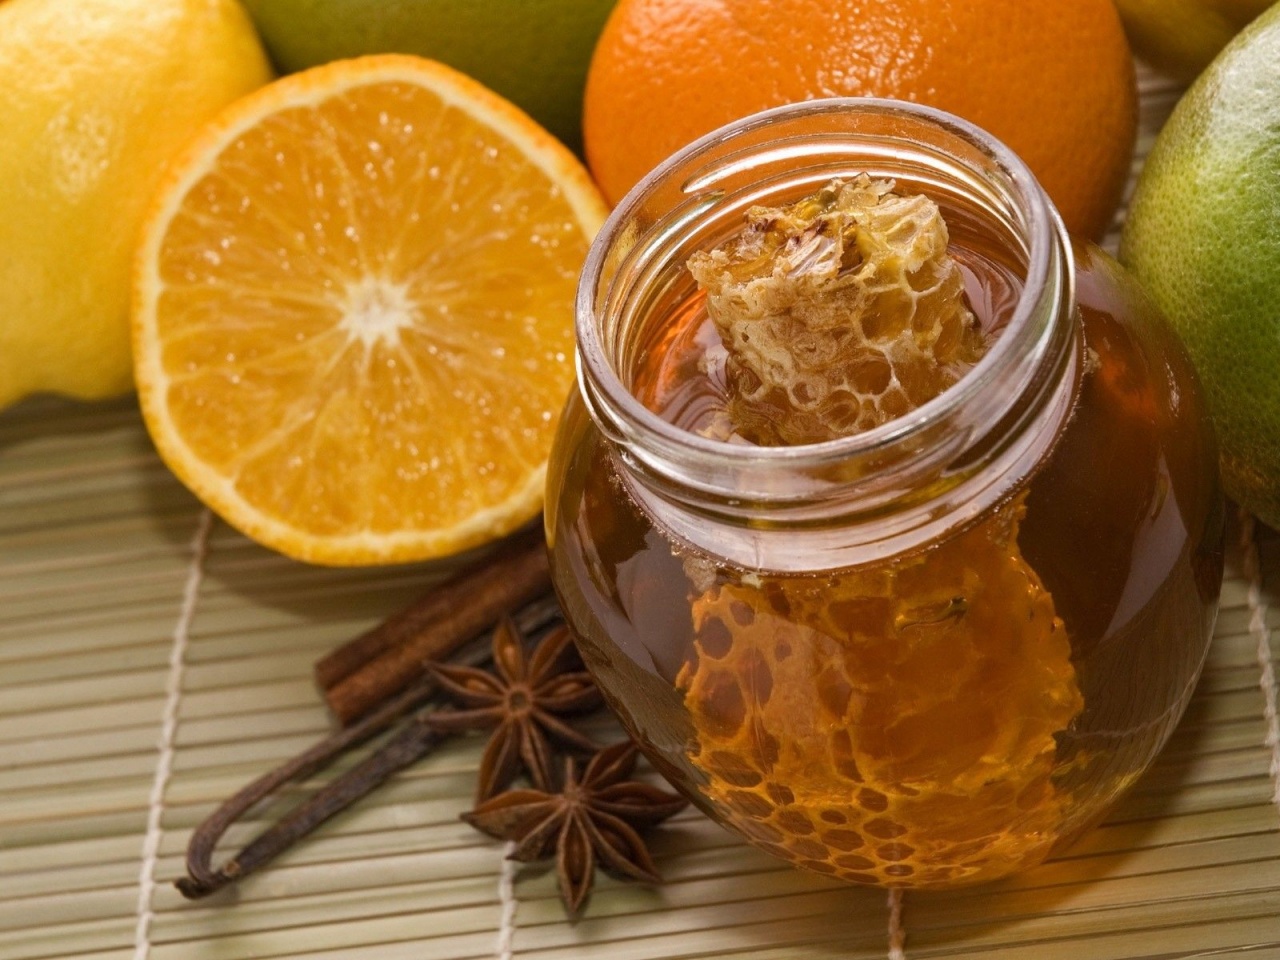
133 55 607 564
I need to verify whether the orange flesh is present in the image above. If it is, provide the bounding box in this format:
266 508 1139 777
137 60 604 562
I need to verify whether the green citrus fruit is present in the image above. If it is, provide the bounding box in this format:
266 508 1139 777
1120 3 1280 529
0 0 271 410
239 0 616 151
1114 0 1272 83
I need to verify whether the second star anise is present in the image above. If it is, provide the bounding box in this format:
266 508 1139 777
463 741 689 913
427 618 602 801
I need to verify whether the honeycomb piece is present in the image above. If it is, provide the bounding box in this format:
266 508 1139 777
677 498 1083 886
687 175 985 445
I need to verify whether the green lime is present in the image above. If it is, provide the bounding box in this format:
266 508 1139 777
1114 0 1272 83
239 0 617 151
1120 3 1280 529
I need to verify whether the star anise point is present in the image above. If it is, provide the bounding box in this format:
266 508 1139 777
429 619 604 801
462 739 688 914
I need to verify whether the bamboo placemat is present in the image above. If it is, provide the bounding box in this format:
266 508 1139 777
2 65 1278 960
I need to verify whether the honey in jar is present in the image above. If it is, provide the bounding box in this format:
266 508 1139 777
546 100 1224 888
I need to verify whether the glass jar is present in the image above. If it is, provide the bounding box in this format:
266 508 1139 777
546 99 1224 889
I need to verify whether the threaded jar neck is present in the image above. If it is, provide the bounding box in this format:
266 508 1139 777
575 98 1078 571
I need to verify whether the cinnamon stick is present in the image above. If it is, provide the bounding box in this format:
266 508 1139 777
323 532 552 724
315 528 547 691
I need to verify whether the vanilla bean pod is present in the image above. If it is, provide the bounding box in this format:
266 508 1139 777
176 594 561 899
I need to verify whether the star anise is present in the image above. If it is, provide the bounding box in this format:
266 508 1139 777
427 618 602 801
463 741 689 913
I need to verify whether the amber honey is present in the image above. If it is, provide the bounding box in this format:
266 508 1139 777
546 100 1223 889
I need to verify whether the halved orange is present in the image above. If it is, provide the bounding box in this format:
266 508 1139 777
133 55 607 565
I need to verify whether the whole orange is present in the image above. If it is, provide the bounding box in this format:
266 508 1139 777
583 0 1137 239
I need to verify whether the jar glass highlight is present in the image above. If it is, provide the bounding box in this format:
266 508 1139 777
546 99 1224 888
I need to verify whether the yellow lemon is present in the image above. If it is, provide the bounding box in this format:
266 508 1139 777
0 0 272 409
133 56 607 565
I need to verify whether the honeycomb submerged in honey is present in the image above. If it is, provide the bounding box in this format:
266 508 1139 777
681 502 1082 885
547 101 1223 891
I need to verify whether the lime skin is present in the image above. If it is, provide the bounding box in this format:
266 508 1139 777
1114 0 1272 83
239 0 617 151
1120 2 1280 529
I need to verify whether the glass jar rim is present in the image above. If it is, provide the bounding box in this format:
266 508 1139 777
574 96 1070 474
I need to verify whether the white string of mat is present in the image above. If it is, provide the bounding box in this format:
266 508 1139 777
130 508 213 960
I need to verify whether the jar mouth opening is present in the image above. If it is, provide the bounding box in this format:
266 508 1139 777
575 97 1070 471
